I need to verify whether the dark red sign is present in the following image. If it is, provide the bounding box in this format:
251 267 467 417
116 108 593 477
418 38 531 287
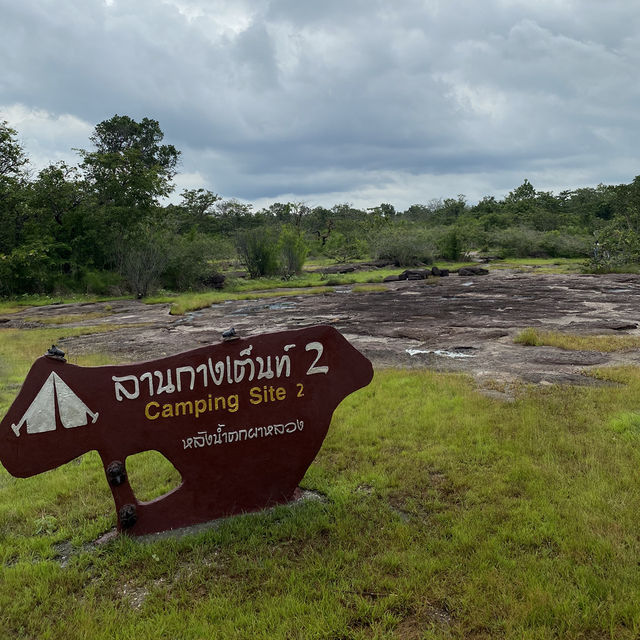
0 326 373 536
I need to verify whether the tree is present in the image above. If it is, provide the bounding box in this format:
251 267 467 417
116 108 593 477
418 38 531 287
78 115 180 210
0 122 30 254
30 162 84 227
173 188 221 233
368 203 396 217
0 121 29 180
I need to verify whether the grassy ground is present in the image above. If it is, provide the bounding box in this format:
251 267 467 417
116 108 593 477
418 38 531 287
2 325 640 638
515 327 640 352
489 258 584 273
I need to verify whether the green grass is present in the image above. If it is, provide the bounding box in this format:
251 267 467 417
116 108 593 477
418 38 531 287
3 325 640 638
351 284 388 293
515 327 640 352
0 327 136 414
489 257 584 273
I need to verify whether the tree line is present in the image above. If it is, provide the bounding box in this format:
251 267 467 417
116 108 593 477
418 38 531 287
1 115 639 297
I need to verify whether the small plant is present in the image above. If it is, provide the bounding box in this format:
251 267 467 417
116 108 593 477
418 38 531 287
33 514 58 536
514 327 541 346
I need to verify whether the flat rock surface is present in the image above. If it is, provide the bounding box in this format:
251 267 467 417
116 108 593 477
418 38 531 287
4 270 640 387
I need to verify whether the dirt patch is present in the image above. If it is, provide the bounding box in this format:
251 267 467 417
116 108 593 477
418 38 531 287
6 271 640 387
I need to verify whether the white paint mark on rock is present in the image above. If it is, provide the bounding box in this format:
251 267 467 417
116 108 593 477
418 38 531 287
405 349 476 359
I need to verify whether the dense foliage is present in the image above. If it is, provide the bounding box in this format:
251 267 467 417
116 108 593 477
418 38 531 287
1 115 638 296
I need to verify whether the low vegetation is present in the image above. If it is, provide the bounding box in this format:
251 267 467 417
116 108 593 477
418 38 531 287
2 323 640 637
515 327 640 352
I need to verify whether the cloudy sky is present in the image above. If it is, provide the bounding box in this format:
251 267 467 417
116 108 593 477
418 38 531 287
1 0 639 209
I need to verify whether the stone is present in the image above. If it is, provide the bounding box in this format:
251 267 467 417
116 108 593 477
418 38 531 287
607 322 638 331
208 273 226 290
399 269 430 280
458 267 489 276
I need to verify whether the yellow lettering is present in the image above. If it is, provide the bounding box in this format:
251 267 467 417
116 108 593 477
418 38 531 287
145 401 160 420
249 387 262 405
195 399 207 418
276 387 286 401
297 383 304 398
162 404 174 418
228 394 239 412
175 401 193 416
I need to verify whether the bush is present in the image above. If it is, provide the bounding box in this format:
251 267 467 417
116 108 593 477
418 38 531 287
0 243 56 296
585 228 640 272
539 230 591 258
489 227 590 259
236 228 280 278
322 232 367 263
162 232 222 291
83 269 124 295
279 226 308 278
371 228 434 266
117 230 169 297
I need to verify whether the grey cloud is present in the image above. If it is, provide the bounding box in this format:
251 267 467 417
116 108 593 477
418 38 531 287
1 0 640 208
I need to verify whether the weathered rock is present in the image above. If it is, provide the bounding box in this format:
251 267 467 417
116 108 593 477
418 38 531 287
203 273 226 289
608 322 638 331
458 267 489 276
383 275 402 282
431 266 441 276
439 269 450 277
399 269 430 280
321 265 356 274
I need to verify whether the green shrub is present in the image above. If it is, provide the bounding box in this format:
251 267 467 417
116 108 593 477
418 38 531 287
539 230 591 258
0 243 56 296
82 269 123 295
236 228 280 278
322 232 367 263
278 225 308 278
116 230 169 297
162 232 222 291
489 227 590 259
371 228 434 266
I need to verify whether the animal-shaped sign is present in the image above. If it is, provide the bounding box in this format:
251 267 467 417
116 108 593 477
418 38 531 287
0 326 373 536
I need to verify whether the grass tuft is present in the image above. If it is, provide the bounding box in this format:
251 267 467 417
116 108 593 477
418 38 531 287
514 327 640 352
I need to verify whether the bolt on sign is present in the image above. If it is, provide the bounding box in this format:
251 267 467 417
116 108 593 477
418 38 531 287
0 326 373 536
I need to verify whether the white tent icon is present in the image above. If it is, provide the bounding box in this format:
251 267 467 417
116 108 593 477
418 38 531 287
11 372 99 437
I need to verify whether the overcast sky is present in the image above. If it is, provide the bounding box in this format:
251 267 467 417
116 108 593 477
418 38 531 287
1 0 639 209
